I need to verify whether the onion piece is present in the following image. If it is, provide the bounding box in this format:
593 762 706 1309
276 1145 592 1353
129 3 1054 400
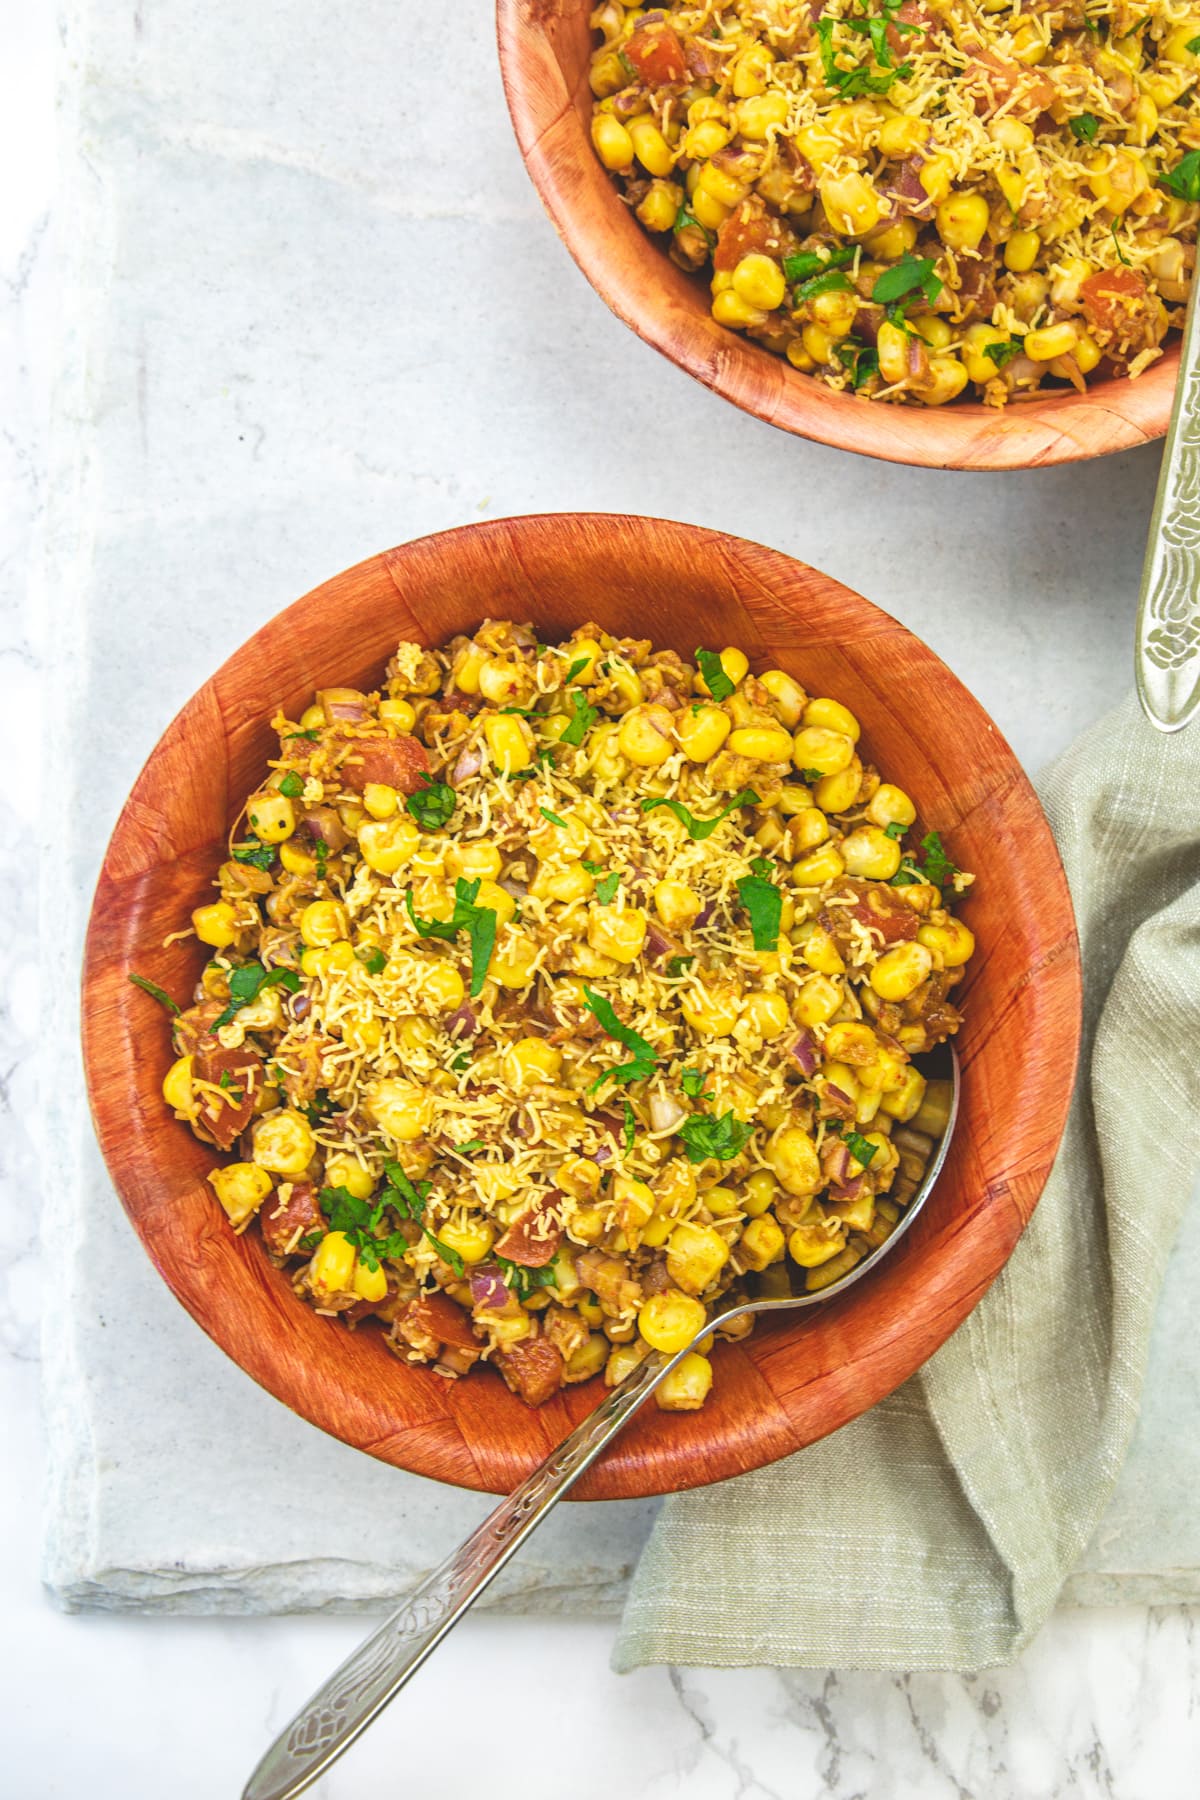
788 1030 819 1077
469 1267 511 1311
649 1092 686 1134
453 744 483 784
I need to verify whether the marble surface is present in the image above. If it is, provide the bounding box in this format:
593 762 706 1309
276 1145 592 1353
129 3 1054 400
4 0 1200 1792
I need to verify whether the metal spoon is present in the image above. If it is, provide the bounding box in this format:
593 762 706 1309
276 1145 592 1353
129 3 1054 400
243 1047 960 1800
1136 273 1200 731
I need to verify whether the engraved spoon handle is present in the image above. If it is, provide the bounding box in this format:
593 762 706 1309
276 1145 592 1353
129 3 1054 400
240 1347 669 1800
1136 271 1200 732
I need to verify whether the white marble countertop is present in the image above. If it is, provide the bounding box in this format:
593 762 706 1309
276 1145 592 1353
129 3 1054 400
5 2 1200 1794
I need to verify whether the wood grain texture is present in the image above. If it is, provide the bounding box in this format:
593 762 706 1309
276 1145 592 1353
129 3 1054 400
496 0 1177 471
82 514 1082 1498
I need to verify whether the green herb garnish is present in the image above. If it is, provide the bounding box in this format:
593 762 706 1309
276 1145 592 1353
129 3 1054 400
406 773 456 832
231 840 276 871
665 955 695 977
736 866 782 951
673 206 716 248
871 252 941 308
844 1129 879 1168
622 1099 637 1156
1069 113 1099 144
783 246 855 285
800 767 826 782
679 1109 755 1165
919 829 958 888
453 1139 483 1155
405 878 497 998
680 1066 712 1101
795 269 852 303
496 1256 559 1301
213 961 301 1030
595 871 620 905
1160 148 1200 202
889 856 922 887
356 945 387 975
695 647 734 702
583 985 658 1089
641 787 760 841
560 686 598 747
835 338 880 390
381 1163 464 1273
565 655 590 683
279 770 304 798
128 973 180 1014
319 1185 409 1273
539 807 568 829
449 1046 473 1072
284 727 320 741
884 821 907 840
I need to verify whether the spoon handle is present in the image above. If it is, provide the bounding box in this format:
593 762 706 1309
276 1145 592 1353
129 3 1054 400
241 1347 669 1800
1136 273 1200 732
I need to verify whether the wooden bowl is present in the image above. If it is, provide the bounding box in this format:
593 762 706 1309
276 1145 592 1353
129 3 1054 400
82 514 1081 1498
497 0 1177 470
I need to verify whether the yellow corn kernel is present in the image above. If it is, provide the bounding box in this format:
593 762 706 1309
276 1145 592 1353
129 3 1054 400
841 824 903 880
252 1110 316 1177
789 1219 847 1267
876 319 911 385
324 1153 375 1200
801 322 836 365
877 112 929 156
1050 256 1094 309
605 660 645 711
591 112 634 171
962 321 1013 384
760 669 806 727
819 171 882 236
325 939 356 972
436 1214 496 1265
1010 19 1046 61
349 1258 387 1303
504 1037 563 1090
732 40 774 96
713 285 768 329
193 901 240 949
935 190 990 253
367 1077 433 1143
654 879 702 930
738 1213 786 1271
791 843 846 887
310 1231 358 1299
824 1021 879 1064
1024 322 1078 362
299 900 349 948
867 783 916 830
792 724 855 776
446 840 502 882
879 1065 927 1123
419 963 464 1012
738 991 788 1042
918 356 969 407
489 929 539 990
684 117 730 160
483 713 534 776
379 696 416 731
278 840 316 876
919 153 954 206
813 758 862 814
988 116 1034 154
690 184 731 231
535 859 596 905
1072 332 1102 375
362 781 398 821
676 705 734 770
802 696 860 740
587 905 647 964
699 1185 740 1221
769 1125 822 1196
472 879 516 927
732 251 787 313
1003 229 1040 274
918 917 976 967
870 940 934 1001
357 814 419 875
208 1161 273 1228
727 727 793 767
742 1170 776 1218
299 946 330 979
666 1220 730 1293
162 1054 195 1115
793 120 841 170
562 1333 608 1384
639 1288 707 1354
681 982 742 1037
1086 149 1149 215
636 178 684 233
794 973 843 1028
799 923 845 975
246 791 295 844
735 90 789 139
655 1351 713 1411
299 703 325 731
617 703 676 766
339 1014 381 1054
785 807 830 856
629 114 674 177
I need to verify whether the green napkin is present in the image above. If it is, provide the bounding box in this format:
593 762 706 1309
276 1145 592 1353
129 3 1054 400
615 697 1200 1672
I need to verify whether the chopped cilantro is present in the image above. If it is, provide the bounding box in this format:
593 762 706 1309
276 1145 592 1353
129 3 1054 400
318 1185 408 1273
884 821 907 841
800 767 826 782
680 1109 755 1165
783 246 855 285
405 878 497 998
453 1138 483 1155
695 647 734 702
128 973 180 1014
496 1256 559 1301
297 1230 324 1253
835 339 880 390
919 830 958 887
1069 113 1099 144
736 867 782 952
595 870 620 905
405 773 456 832
1159 149 1200 203
565 655 590 683
231 840 276 871
560 686 597 748
680 1066 712 1101
356 944 387 975
284 727 320 741
889 856 922 887
622 1099 636 1156
794 268 852 304
381 1162 463 1273
872 252 942 308
583 985 658 1089
1190 33 1200 52
844 1129 879 1168
213 961 300 1030
314 840 329 878
279 770 304 798
423 1231 465 1276
665 955 695 977
816 12 912 97
673 206 716 248
640 788 760 841
1110 220 1130 267
539 806 568 829
984 337 1025 371
449 1046 473 1072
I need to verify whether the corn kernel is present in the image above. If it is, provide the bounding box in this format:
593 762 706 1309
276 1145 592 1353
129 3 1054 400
617 704 676 766
918 917 976 966
162 1054 195 1115
362 782 398 821
870 941 934 1000
629 114 675 177
299 900 349 948
1004 229 1040 273
769 1125 822 1196
654 879 702 930
591 112 634 171
193 901 240 949
732 251 787 312
208 1161 273 1228
310 1230 356 1299
367 1077 433 1143
483 714 534 776
1024 322 1078 362
248 791 296 843
638 1288 707 1354
587 905 647 963
252 1110 316 1177
841 824 903 880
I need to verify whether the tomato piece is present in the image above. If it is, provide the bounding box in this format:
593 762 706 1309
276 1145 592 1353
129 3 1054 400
494 1194 564 1268
338 734 430 795
624 20 688 85
1080 267 1147 337
260 1180 322 1256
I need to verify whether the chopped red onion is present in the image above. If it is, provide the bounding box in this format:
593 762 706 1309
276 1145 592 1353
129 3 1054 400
453 745 483 784
788 1030 819 1077
469 1267 511 1310
649 1092 686 1134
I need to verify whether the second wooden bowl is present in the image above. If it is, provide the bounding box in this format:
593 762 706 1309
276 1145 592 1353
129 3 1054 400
82 513 1081 1499
497 0 1177 470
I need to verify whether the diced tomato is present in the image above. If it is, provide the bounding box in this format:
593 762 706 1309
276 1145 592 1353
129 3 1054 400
494 1195 564 1268
886 0 932 57
193 1037 264 1150
338 734 430 795
713 197 795 274
496 1335 565 1407
398 1290 481 1354
624 19 688 85
1080 267 1148 337
260 1180 322 1256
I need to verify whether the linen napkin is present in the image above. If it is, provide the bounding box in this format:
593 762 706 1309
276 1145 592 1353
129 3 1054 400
615 694 1200 1673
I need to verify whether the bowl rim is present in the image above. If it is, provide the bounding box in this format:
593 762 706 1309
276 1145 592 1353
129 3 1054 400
81 511 1083 1499
495 0 1177 472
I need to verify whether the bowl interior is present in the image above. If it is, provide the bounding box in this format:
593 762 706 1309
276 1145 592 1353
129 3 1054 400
82 513 1081 1498
496 0 1177 470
